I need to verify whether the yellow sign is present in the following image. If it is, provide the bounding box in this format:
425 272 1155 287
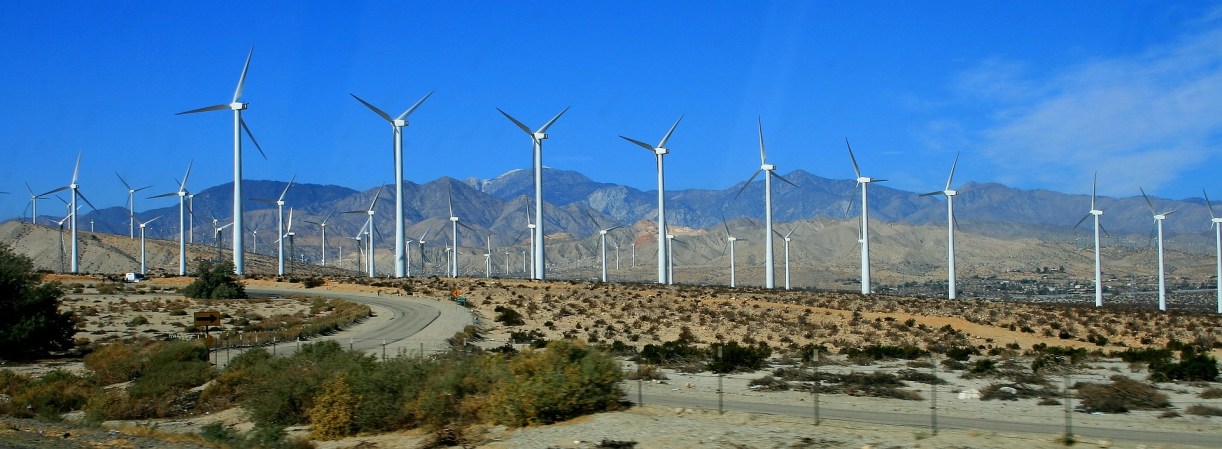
194 311 221 327
451 289 462 298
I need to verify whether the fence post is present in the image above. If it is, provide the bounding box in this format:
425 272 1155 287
382 339 387 362
1064 373 1073 444
931 355 938 435
813 349 820 425
717 345 724 415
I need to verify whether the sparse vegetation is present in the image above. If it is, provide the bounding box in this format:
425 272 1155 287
1075 376 1170 413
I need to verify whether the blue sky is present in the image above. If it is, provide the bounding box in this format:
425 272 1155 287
3 1 1222 220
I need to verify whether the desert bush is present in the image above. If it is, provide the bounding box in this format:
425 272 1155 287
841 344 928 362
86 340 213 420
126 315 149 326
708 341 772 374
6 369 95 420
979 383 1054 401
95 283 121 295
638 336 702 366
483 340 624 426
1149 348 1219 382
945 346 976 361
1186 404 1222 417
748 375 789 391
182 261 247 299
1115 347 1173 364
237 341 375 427
301 277 325 289
0 245 76 359
626 364 668 381
308 375 360 440
1076 376 1170 413
494 306 526 326
200 422 315 449
1200 387 1222 399
896 369 946 385
0 370 30 396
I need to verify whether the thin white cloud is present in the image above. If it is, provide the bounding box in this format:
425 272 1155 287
952 13 1222 197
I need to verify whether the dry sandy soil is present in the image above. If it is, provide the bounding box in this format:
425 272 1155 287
3 274 1222 448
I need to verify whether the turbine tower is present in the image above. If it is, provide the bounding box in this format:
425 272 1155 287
1140 188 1176 311
345 188 382 278
137 216 160 274
176 47 267 275
732 119 795 289
776 227 797 290
24 183 44 224
42 152 97 274
497 106 569 281
666 234 683 285
721 217 745 288
1204 190 1222 314
116 173 152 239
304 211 335 267
1072 173 1106 307
920 153 961 300
254 176 295 276
584 210 622 283
445 190 476 278
351 91 433 278
149 162 192 275
413 227 432 277
620 115 682 284
846 139 885 295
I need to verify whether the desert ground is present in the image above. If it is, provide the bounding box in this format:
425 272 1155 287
1 272 1219 448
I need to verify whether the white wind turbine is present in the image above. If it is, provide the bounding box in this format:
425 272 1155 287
412 227 432 277
304 211 335 267
255 176 295 276
584 210 623 283
351 91 433 278
920 153 962 300
732 119 796 289
445 190 477 278
41 152 98 274
176 47 267 275
498 106 570 281
251 225 262 254
1072 173 1106 307
277 208 297 272
484 238 493 278
1203 190 1221 314
775 227 797 290
345 188 382 278
149 162 192 275
24 183 44 224
721 217 746 288
846 139 886 295
620 115 683 284
665 234 685 285
116 173 152 239
137 216 161 274
1140 188 1176 311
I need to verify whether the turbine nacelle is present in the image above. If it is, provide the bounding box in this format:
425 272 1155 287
654 147 669 156
532 132 548 141
1090 209 1104 216
229 102 247 111
1154 214 1168 221
761 163 775 171
450 217 459 222
393 118 406 127
944 190 957 197
857 176 872 184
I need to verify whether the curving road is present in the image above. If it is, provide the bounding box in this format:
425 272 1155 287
214 287 474 364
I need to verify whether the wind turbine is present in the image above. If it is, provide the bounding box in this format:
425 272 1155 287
921 153 961 300
584 210 623 283
254 176 295 276
41 152 98 274
53 214 71 273
1140 188 1176 311
732 119 796 289
483 238 493 278
1204 190 1221 314
445 189 477 278
665 234 684 285
176 47 267 275
350 91 433 278
149 162 192 275
412 227 432 277
213 221 234 262
1072 173 1106 307
304 211 335 267
251 225 262 254
775 227 797 290
116 173 152 239
721 217 745 288
846 139 886 295
498 106 569 281
23 183 44 224
621 115 682 284
136 216 160 274
278 208 296 273
345 188 381 278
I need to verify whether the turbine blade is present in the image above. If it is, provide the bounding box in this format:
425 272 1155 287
536 106 570 134
945 152 959 191
458 221 477 232
1139 187 1156 214
657 114 684 148
757 118 767 164
116 172 132 190
368 187 382 211
233 47 253 103
620 135 655 152
181 161 193 190
1099 222 1111 238
845 138 862 178
76 191 99 212
240 118 268 160
40 186 69 197
286 208 294 232
134 185 153 192
920 191 943 197
606 225 623 232
149 192 178 199
350 93 393 122
277 175 296 201
497 108 532 135
582 208 600 229
447 190 454 218
844 193 857 218
1072 214 1091 231
873 179 889 182
1091 172 1098 210
732 170 763 203
144 216 161 226
176 104 230 115
71 152 82 184
784 228 797 238
419 226 432 241
1204 189 1217 220
772 171 798 188
397 90 434 121
26 182 35 196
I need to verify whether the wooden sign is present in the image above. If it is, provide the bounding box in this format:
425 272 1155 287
194 311 221 328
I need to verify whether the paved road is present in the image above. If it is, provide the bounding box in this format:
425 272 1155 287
630 383 1222 447
211 287 474 364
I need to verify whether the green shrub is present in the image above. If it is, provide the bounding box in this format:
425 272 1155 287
1149 348 1219 382
483 340 624 426
494 306 526 326
1076 376 1169 413
7 369 95 420
707 341 772 373
302 277 325 288
126 315 149 326
842 344 928 362
182 261 247 299
0 245 76 359
200 422 315 449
